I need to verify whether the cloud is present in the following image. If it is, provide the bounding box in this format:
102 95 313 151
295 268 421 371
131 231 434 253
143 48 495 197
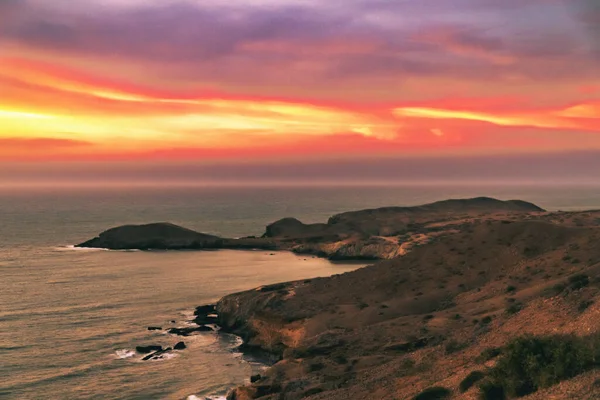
0 0 598 163
0 0 597 90
0 137 91 147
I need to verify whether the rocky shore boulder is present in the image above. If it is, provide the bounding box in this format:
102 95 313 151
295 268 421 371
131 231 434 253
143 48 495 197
136 345 163 354
174 341 186 350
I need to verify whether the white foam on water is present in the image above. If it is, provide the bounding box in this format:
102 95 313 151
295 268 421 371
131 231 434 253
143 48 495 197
55 245 110 252
188 396 227 400
115 349 136 359
55 245 141 252
147 352 178 361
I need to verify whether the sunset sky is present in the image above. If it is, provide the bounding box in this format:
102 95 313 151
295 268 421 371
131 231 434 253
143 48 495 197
1 0 599 182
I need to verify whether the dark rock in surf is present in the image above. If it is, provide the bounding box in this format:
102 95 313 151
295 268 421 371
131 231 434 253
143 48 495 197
194 304 216 316
168 326 214 336
174 341 186 350
147 326 162 331
136 345 163 354
193 315 219 325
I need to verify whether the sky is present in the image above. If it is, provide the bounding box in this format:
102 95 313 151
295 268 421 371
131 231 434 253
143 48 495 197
0 0 599 183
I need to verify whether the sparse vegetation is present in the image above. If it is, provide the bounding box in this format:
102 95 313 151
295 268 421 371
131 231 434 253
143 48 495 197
544 274 591 298
480 334 600 398
568 274 589 290
413 386 452 400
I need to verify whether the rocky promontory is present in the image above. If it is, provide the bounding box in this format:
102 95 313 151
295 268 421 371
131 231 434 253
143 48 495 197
76 197 543 260
216 208 600 400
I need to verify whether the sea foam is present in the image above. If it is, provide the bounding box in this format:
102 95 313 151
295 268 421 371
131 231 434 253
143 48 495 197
115 349 136 359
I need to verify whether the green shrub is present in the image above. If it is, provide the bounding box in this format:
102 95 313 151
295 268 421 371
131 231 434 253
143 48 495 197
478 380 505 400
568 274 589 290
506 302 524 315
544 282 566 297
505 285 517 293
460 370 486 393
484 334 599 398
413 386 451 400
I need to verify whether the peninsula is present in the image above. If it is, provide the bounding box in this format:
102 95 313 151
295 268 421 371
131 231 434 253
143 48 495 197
76 197 543 260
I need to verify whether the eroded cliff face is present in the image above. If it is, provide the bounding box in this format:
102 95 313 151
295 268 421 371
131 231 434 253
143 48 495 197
218 212 600 400
217 281 308 357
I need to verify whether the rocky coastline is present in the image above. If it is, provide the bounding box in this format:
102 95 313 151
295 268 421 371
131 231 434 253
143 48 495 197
211 206 600 400
79 198 600 399
76 197 543 261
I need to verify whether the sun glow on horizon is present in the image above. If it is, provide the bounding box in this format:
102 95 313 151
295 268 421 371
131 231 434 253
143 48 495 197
0 0 599 162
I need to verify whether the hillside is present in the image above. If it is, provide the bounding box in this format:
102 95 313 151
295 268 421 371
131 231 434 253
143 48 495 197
217 210 600 400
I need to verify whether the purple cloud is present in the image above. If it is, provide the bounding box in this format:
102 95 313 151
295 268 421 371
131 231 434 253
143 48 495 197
0 0 596 90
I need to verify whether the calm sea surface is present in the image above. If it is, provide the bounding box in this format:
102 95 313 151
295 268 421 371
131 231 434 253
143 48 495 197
2 184 600 399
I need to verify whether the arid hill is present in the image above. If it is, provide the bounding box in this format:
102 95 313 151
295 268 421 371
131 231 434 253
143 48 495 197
216 208 600 400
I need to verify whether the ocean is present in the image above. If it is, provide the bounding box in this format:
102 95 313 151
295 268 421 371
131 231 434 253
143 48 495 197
2 183 600 399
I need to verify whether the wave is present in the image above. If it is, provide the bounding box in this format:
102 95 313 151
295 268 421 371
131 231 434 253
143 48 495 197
145 352 178 361
55 245 110 252
54 245 141 252
114 349 136 359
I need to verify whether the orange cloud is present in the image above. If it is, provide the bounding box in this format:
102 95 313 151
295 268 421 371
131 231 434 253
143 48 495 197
1 53 599 162
393 101 600 132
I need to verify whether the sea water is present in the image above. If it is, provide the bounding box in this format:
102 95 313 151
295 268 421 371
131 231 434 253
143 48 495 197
2 184 599 399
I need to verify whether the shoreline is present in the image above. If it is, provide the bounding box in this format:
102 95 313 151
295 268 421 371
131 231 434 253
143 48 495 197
72 198 600 399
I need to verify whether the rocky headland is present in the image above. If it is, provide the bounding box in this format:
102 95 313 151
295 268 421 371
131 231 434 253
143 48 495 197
76 197 543 260
78 198 600 399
